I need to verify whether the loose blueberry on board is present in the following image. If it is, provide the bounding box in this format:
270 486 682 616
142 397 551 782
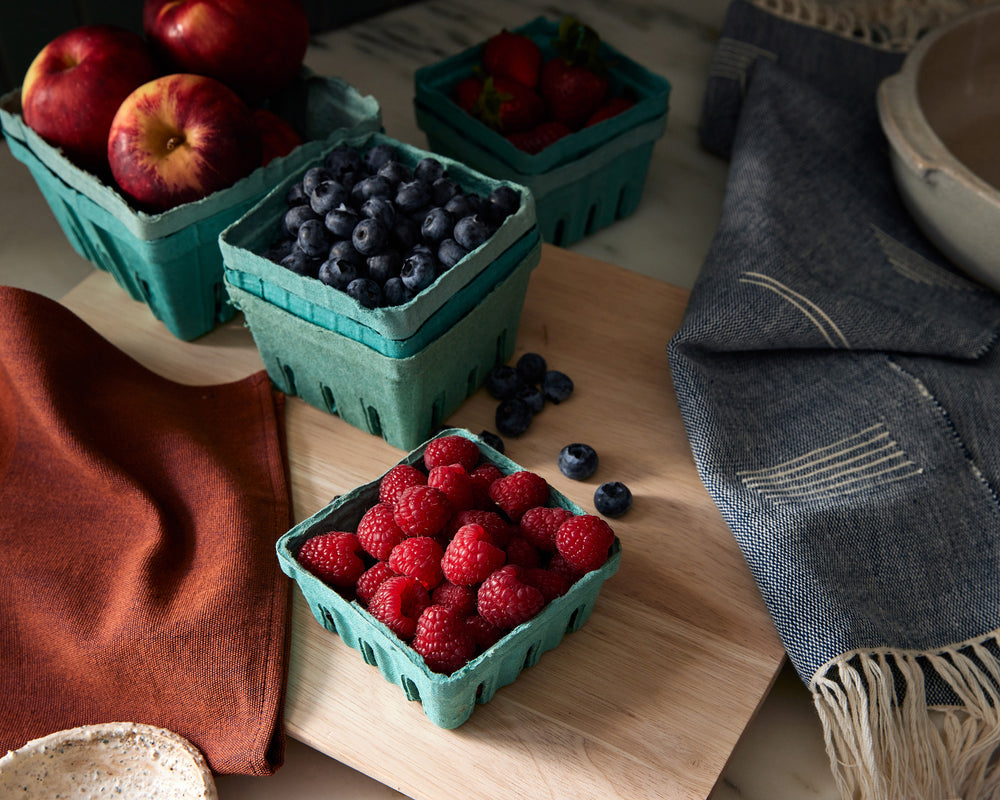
594 481 632 517
558 443 599 480
478 430 505 453
515 352 547 384
542 370 574 403
496 396 533 437
484 364 522 399
515 384 545 414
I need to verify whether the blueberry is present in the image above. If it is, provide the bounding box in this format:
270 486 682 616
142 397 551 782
364 143 397 173
324 205 360 239
302 165 333 195
266 236 295 264
400 250 436 293
283 204 319 236
346 277 384 308
324 144 363 180
453 214 493 251
515 384 545 414
478 430 505 454
431 177 460 206
495 396 533 437
444 193 481 219
318 257 359 290
352 217 389 256
383 276 414 306
310 179 349 216
328 238 363 266
367 250 402 284
542 370 574 403
516 352 547 385
437 238 468 270
484 364 522 399
558 443 599 481
281 248 321 277
391 217 420 251
296 218 329 258
594 481 632 517
414 156 445 184
486 185 520 225
351 174 393 205
360 196 396 229
378 159 413 186
420 207 453 244
395 180 431 214
286 181 308 206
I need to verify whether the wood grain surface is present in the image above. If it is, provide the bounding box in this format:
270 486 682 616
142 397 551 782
60 244 785 800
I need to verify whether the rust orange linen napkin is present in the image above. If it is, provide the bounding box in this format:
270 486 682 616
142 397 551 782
0 286 293 776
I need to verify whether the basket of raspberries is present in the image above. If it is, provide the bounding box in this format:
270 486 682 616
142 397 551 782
220 131 542 450
414 15 672 246
276 428 622 728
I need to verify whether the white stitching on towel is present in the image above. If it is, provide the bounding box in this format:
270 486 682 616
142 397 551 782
739 271 852 349
709 38 778 92
871 224 984 291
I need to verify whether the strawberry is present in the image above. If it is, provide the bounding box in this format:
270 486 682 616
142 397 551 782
482 29 542 88
539 17 609 130
451 75 484 113
506 120 572 154
474 76 545 134
585 96 635 127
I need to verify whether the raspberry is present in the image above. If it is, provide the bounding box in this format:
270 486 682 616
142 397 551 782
297 531 366 589
446 509 512 548
378 463 427 505
441 524 506 586
504 534 542 569
367 575 430 641
412 604 476 674
393 484 453 537
431 580 478 617
466 614 504 652
427 464 475 512
356 502 407 560
388 536 445 590
547 551 585 585
423 434 480 472
518 506 573 551
355 560 397 606
555 514 615 573
522 567 571 603
468 463 504 508
489 470 550 522
477 565 545 630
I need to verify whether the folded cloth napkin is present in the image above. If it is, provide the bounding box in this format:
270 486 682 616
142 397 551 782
0 286 293 776
669 1 1000 797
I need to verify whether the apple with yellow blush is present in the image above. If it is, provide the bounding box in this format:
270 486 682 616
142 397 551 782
107 73 262 212
20 25 160 175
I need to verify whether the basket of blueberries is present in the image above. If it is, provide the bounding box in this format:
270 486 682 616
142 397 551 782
220 131 542 450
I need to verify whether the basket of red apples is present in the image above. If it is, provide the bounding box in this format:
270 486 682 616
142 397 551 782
276 428 622 728
0 0 381 340
414 16 672 247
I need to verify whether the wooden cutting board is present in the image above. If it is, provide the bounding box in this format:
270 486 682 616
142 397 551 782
60 244 785 800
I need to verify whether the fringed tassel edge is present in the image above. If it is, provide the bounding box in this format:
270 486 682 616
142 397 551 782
810 633 1000 799
747 0 993 52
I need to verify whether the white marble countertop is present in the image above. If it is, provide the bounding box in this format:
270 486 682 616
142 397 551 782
0 1 842 797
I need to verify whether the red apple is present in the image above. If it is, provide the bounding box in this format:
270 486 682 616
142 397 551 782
252 108 303 166
107 73 262 212
20 25 160 175
143 0 310 102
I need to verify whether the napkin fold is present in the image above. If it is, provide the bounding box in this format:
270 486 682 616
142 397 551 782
669 1 1000 797
0 286 293 776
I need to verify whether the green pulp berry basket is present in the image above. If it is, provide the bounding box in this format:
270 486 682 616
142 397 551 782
0 70 382 340
219 130 539 357
275 427 622 729
413 16 671 247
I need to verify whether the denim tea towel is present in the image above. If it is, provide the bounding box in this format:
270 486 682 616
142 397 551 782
668 1 1000 798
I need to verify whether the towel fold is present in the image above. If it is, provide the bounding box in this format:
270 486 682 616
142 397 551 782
0 286 293 776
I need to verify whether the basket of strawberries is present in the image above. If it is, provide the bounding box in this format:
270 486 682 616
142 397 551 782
414 16 671 247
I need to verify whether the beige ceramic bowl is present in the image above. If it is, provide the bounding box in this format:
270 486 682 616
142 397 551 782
0 722 217 798
877 3 1000 290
